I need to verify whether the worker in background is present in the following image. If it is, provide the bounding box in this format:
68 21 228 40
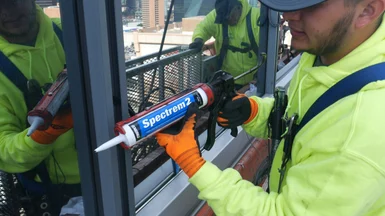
0 1 80 215
157 0 385 215
189 0 261 88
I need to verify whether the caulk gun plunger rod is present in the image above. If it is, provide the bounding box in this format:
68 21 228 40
95 133 128 153
27 116 44 136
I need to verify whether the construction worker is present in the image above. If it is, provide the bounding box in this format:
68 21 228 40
0 1 79 215
157 0 385 215
189 0 261 88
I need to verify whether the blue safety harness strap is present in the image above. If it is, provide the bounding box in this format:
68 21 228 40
297 62 385 133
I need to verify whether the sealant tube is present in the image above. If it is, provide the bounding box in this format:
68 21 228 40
95 84 214 153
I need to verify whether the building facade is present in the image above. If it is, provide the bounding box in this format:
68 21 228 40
142 0 165 28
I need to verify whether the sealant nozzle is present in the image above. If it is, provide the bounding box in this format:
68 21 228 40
94 133 127 153
27 116 44 136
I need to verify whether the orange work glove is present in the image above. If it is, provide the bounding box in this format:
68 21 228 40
217 93 258 128
155 103 205 178
30 109 74 144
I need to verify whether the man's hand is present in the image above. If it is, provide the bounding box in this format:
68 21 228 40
217 94 259 128
30 109 73 144
189 38 204 50
155 103 205 178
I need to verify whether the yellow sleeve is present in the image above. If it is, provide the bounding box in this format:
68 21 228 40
0 94 53 173
242 96 274 139
192 10 217 42
190 152 385 216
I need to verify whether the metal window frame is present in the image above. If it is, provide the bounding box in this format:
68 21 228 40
257 5 280 97
60 0 135 215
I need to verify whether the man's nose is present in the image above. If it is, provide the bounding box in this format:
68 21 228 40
282 10 301 21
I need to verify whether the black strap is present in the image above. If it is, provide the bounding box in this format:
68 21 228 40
297 62 385 133
52 22 64 47
246 9 259 57
227 43 254 53
218 23 229 69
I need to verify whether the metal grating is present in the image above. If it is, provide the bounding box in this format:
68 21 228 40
126 47 203 165
126 47 202 113
0 172 25 216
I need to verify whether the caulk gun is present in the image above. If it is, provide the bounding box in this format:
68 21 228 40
27 69 70 136
95 71 238 153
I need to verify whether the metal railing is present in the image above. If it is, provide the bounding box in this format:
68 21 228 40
125 47 181 70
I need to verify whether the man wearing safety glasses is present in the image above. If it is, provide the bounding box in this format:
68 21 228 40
157 0 385 215
0 0 78 215
189 0 261 88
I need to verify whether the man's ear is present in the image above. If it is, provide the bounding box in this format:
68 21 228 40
355 0 385 29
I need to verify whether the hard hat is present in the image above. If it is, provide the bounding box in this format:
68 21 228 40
259 0 326 12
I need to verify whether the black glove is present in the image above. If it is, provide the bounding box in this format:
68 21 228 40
217 94 253 128
189 38 204 50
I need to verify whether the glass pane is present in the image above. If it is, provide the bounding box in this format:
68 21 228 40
0 1 82 215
